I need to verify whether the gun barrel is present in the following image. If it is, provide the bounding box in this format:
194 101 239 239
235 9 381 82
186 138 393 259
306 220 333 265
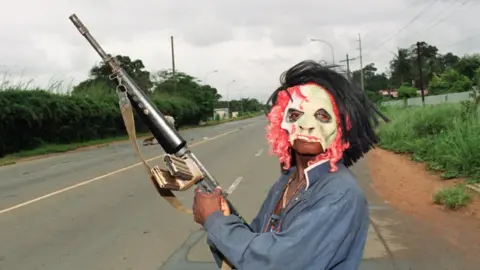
69 13 187 155
69 14 111 65
121 70 188 154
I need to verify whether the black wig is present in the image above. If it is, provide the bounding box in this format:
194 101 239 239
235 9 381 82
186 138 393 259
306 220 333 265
265 60 386 169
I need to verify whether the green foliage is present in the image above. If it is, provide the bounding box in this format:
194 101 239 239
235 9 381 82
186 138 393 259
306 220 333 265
0 54 264 158
352 63 389 92
397 84 418 99
377 100 480 181
365 91 384 103
454 54 480 81
429 68 473 94
151 70 222 122
459 88 480 121
433 184 472 210
0 89 200 157
350 42 479 102
72 55 153 95
220 98 264 113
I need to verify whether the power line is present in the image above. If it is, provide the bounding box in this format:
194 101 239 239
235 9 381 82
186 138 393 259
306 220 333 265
397 0 478 51
362 0 439 61
361 1 418 42
408 0 461 39
426 0 473 30
443 32 480 49
356 0 479 72
375 0 439 50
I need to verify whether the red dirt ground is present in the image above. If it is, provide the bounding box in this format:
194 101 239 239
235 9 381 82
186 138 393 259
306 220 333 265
367 148 480 256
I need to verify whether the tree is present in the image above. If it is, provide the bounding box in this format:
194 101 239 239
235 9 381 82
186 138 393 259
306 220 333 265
72 55 153 96
397 84 418 99
352 63 389 93
71 57 226 125
221 98 264 113
454 54 480 81
440 52 460 70
429 68 473 94
152 70 222 121
389 48 413 87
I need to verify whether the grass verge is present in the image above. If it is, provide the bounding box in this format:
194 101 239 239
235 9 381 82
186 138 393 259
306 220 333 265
0 112 262 167
433 184 472 210
376 101 480 209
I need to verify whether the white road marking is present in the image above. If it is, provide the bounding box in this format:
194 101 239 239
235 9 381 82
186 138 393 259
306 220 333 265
255 148 264 157
0 128 241 215
226 177 244 195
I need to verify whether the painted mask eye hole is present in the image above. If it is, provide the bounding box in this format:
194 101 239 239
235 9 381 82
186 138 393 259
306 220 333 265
315 109 332 123
287 109 303 123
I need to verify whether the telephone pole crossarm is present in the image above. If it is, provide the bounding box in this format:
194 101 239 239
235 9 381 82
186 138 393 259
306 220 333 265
339 54 357 78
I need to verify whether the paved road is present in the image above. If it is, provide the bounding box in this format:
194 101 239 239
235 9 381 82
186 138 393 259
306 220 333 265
0 116 475 269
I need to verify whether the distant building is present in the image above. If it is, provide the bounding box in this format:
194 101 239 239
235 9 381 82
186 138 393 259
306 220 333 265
378 89 398 98
377 89 429 98
214 108 229 119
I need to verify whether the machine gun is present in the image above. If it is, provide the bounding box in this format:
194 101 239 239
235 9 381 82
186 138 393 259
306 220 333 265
69 14 242 269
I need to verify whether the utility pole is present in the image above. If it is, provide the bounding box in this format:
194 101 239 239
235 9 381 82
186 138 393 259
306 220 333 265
238 87 246 114
226 80 236 118
357 33 365 91
170 36 177 95
416 42 425 106
339 54 357 79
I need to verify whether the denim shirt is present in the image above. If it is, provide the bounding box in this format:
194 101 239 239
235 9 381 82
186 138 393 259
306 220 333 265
204 160 370 270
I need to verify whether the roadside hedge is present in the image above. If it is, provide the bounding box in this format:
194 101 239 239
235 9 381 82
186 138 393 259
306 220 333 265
376 101 480 182
0 89 200 157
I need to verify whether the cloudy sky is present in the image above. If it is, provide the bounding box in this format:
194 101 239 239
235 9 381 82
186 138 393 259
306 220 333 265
0 0 478 101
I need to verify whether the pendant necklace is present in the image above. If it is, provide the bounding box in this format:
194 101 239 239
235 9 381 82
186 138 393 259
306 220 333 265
264 171 305 232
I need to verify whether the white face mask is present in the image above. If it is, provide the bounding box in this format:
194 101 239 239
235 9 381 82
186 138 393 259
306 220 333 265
280 84 338 151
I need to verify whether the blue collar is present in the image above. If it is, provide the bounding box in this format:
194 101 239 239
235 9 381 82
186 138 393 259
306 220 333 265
283 159 344 190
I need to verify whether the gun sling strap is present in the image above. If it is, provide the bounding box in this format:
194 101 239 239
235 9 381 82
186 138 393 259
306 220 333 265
117 92 234 270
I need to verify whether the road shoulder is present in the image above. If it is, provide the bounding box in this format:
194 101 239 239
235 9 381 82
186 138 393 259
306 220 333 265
363 150 480 269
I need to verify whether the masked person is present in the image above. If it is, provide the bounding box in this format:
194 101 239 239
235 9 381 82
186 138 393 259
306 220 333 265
163 111 177 131
142 111 177 146
192 60 380 270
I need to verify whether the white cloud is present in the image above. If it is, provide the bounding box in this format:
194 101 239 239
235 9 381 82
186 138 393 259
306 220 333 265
0 0 479 101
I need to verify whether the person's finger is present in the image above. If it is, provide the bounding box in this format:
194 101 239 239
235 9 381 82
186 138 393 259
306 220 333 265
213 187 223 195
197 189 218 198
193 192 201 204
220 196 231 216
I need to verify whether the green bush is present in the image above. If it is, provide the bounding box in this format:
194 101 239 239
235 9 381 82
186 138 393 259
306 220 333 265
433 184 472 210
0 89 201 157
377 102 480 180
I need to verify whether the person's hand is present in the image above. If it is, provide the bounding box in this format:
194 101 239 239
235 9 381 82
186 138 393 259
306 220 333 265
192 187 231 226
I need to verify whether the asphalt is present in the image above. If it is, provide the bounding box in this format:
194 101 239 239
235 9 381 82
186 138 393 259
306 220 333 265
0 116 476 270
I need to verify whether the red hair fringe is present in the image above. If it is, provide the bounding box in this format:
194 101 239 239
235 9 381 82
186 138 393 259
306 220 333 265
265 83 350 172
